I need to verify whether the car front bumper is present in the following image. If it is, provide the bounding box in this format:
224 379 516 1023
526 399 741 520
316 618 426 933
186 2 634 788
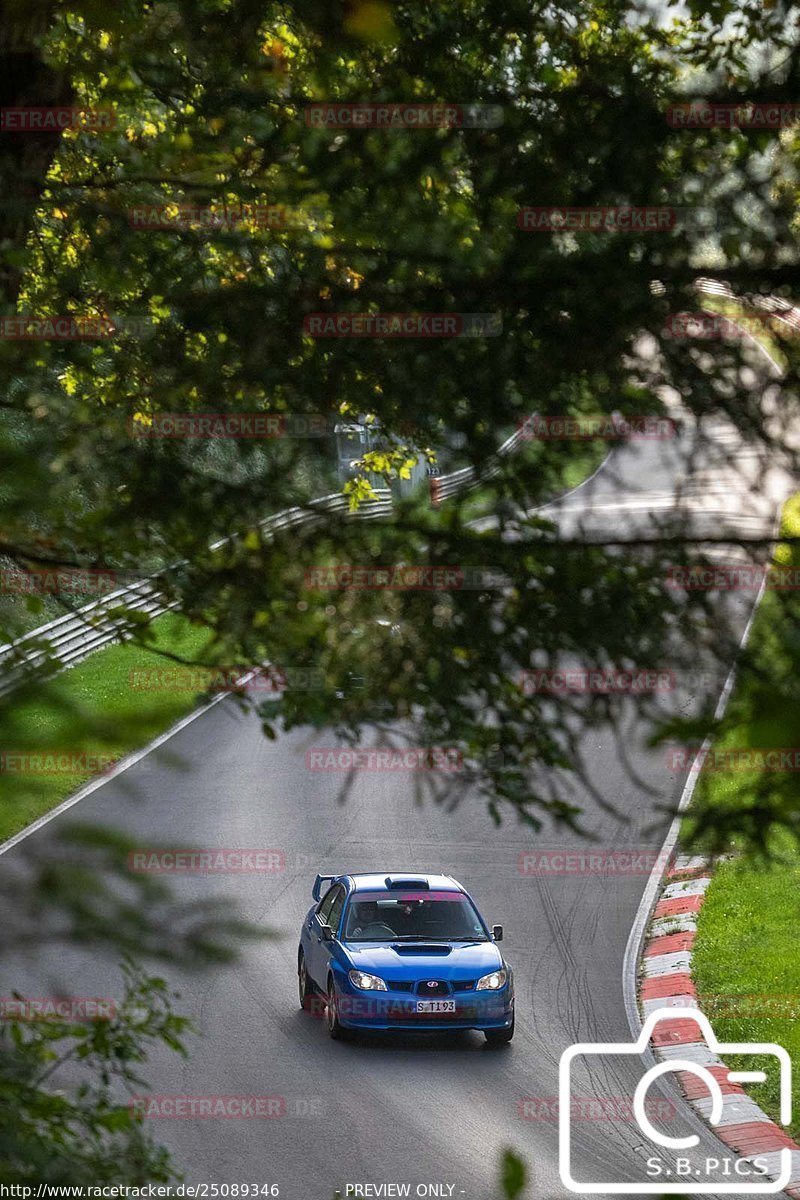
332 982 514 1032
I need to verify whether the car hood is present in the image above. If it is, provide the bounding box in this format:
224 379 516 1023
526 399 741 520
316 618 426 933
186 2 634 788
343 941 503 977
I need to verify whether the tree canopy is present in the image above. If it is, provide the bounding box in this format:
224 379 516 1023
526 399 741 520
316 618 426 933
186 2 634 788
3 0 800 831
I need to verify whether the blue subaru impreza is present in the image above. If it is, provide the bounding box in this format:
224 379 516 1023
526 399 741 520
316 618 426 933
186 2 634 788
297 872 514 1043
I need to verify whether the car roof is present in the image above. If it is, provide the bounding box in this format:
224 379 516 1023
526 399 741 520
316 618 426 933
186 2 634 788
346 873 464 893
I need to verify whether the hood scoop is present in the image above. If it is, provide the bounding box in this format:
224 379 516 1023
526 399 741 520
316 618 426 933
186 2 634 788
392 943 452 955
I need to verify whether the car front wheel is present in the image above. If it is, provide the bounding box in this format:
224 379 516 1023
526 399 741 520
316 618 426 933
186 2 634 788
326 978 345 1040
298 950 316 1011
485 1013 514 1045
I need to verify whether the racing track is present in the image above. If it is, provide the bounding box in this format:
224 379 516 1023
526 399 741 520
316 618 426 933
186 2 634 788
0 340 795 1199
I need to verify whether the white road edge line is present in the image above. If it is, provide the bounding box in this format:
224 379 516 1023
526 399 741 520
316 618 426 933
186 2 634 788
0 673 256 860
622 557 772 1042
623 308 787 1045
469 445 616 533
606 312 794 1182
528 443 616 514
618 554 775 1168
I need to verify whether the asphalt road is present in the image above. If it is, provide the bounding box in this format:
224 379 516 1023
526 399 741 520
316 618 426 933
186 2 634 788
1 353 795 1199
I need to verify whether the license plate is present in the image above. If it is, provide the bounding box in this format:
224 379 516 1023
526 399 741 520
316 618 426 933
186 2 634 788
415 1000 456 1014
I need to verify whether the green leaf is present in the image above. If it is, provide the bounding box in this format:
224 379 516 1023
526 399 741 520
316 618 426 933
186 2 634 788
500 1148 527 1199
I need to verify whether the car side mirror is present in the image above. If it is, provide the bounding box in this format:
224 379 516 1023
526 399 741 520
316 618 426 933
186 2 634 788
320 924 335 942
492 924 504 942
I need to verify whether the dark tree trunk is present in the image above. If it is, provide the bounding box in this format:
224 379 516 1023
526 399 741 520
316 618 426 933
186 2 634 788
0 2 71 303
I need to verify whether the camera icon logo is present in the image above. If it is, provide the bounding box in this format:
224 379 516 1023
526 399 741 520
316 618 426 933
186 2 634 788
559 1007 792 1194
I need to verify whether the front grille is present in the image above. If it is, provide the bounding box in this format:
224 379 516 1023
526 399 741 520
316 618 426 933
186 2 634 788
414 979 450 997
386 979 474 995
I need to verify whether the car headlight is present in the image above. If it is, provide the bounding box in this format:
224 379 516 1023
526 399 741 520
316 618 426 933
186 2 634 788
348 970 388 991
476 969 508 991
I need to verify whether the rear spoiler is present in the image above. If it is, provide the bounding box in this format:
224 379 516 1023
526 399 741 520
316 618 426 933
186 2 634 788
312 873 338 902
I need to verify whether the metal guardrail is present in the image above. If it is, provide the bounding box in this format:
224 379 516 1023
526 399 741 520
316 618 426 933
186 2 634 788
0 490 393 699
694 277 733 298
695 276 800 336
429 421 531 505
0 580 174 701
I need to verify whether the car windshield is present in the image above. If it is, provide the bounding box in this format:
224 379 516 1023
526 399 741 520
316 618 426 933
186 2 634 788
342 890 488 942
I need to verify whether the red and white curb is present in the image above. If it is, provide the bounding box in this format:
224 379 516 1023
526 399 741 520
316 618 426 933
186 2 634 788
639 853 800 1195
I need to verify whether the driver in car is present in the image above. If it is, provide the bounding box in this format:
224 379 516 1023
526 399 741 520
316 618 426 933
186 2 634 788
350 901 394 938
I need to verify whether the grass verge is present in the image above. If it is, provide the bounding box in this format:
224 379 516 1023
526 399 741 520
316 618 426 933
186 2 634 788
690 862 800 1134
458 437 609 524
0 612 216 844
688 491 800 1135
699 292 787 370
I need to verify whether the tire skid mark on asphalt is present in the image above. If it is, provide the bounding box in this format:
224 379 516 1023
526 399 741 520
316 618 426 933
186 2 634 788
524 856 664 1188
560 1041 657 1185
532 875 601 1054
